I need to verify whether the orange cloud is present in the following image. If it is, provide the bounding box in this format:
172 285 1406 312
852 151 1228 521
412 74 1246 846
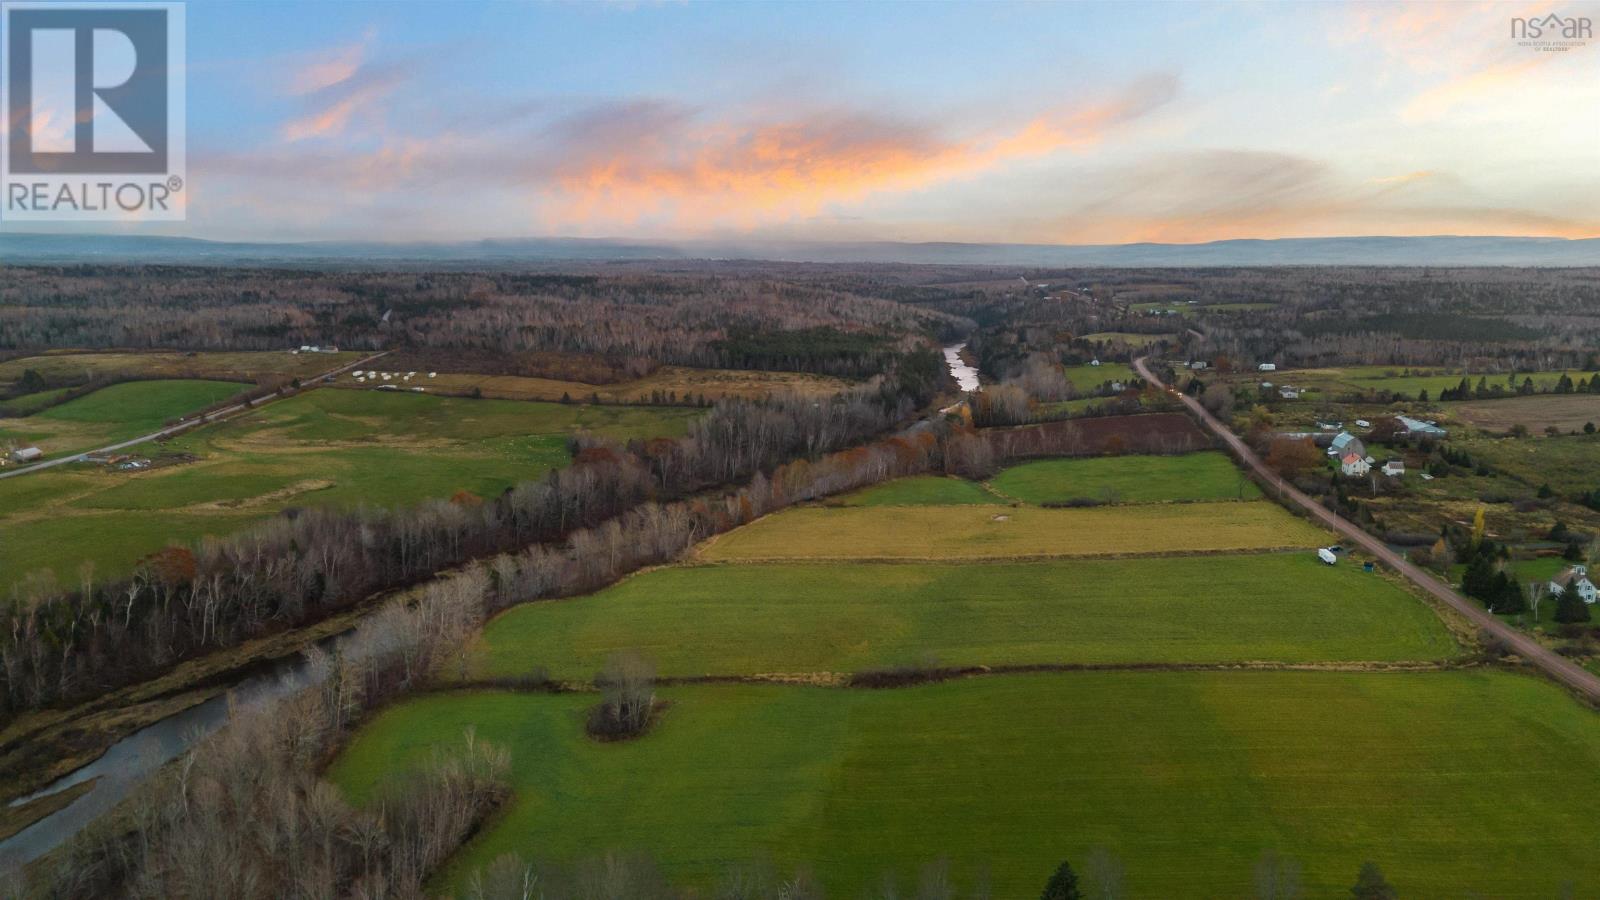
538 75 1177 231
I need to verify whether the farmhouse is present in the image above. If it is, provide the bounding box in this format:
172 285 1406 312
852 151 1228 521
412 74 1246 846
10 446 42 464
1396 415 1448 438
1382 459 1405 477
1341 453 1370 476
1551 566 1597 604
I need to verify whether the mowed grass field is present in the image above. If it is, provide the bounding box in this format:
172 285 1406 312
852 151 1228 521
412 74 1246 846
331 365 849 404
988 452 1259 504
834 475 1000 507
0 390 698 586
700 501 1328 561
466 553 1457 680
0 379 243 459
1282 366 1590 399
332 671 1600 898
0 349 363 389
1061 361 1135 391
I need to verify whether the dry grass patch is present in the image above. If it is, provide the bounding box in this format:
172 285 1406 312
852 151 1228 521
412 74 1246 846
699 502 1329 562
333 366 849 404
1445 395 1600 433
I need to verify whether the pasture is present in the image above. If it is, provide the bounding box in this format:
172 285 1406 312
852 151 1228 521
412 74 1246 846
0 349 361 389
833 475 999 507
331 365 849 404
1444 395 1600 434
466 553 1457 680
1081 332 1173 346
0 379 243 459
699 502 1329 562
332 670 1600 898
988 451 1260 504
1061 361 1135 391
1281 366 1589 400
0 390 697 586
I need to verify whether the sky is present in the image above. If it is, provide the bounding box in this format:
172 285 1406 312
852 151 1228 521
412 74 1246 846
13 0 1600 244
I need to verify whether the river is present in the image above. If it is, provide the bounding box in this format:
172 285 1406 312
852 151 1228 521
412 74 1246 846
944 343 981 392
0 637 346 871
3 347 985 872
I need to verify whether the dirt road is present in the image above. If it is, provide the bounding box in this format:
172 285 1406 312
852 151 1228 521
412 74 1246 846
1133 356 1600 705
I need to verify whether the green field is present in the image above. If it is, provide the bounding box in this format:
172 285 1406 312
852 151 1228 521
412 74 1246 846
1286 366 1590 400
0 379 243 459
1061 362 1135 391
702 502 1329 561
467 553 1456 680
0 390 698 586
834 475 999 507
332 670 1600 898
989 452 1260 504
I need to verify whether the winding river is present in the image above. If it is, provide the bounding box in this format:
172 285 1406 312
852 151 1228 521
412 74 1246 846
943 343 981 392
3 344 987 872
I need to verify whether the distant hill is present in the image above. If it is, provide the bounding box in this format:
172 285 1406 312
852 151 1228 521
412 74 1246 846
1 233 1596 267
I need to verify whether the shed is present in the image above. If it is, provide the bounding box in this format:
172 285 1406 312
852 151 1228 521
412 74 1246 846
10 446 43 463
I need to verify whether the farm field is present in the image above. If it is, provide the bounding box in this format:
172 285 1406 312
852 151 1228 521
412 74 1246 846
833 475 1000 507
330 365 849 404
1061 361 1135 391
1444 395 1600 434
331 670 1600 898
988 451 1260 504
466 553 1457 681
0 379 243 460
1457 433 1600 494
700 501 1328 561
0 390 698 586
1276 366 1591 400
0 349 362 389
1081 332 1172 346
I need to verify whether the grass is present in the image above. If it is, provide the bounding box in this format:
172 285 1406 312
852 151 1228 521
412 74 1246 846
988 452 1260 504
1081 332 1173 346
331 670 1600 898
0 349 363 388
1282 366 1589 400
332 365 849 404
1444 395 1600 434
0 390 698 586
700 502 1329 562
0 379 242 459
833 475 999 507
1061 362 1135 391
466 553 1457 680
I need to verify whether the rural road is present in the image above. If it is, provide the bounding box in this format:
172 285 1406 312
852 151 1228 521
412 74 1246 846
0 350 390 481
1133 356 1600 705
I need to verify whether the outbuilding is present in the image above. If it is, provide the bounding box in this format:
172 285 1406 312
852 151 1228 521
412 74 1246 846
10 446 42 463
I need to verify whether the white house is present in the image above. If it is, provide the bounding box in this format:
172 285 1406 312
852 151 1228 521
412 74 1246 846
1189 361 1208 370
1551 566 1597 604
1089 358 1102 367
1341 453 1370 476
1279 388 1301 400
1382 459 1405 477
1258 363 1277 372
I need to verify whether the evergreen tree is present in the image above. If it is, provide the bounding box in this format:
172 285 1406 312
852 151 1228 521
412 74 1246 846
1350 862 1397 900
1555 583 1591 624
1461 555 1495 601
1041 861 1081 900
1496 575 1527 615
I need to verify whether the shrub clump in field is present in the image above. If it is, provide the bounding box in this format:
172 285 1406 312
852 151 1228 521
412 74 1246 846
587 651 659 741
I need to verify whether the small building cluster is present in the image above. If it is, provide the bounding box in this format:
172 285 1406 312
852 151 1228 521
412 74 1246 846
1551 565 1597 605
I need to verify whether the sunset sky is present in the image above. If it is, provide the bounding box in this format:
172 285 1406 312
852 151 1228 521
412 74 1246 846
21 0 1600 244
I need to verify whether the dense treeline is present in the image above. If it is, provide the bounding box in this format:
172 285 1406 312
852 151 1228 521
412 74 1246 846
1 364 942 720
0 267 970 380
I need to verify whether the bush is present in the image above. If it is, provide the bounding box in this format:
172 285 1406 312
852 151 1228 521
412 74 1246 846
587 651 657 740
